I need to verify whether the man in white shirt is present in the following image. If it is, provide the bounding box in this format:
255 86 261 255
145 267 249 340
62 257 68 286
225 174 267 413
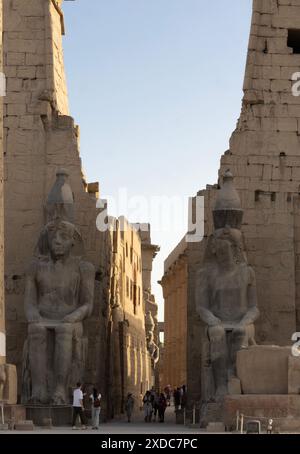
72 382 87 429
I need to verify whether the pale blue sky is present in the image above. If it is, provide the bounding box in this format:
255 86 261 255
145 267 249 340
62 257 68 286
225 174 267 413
62 0 253 320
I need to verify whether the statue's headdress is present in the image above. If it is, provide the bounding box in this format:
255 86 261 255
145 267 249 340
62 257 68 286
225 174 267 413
36 169 84 256
213 170 243 230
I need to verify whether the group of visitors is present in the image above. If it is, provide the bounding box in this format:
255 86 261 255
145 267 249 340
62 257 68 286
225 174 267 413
142 388 168 423
72 382 102 430
72 383 187 428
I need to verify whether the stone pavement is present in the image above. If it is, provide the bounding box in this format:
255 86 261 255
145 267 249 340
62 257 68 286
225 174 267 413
1 406 209 435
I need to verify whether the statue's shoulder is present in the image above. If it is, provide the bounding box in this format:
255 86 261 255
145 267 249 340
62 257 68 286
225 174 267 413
78 258 95 276
239 262 256 283
196 264 213 282
26 255 49 275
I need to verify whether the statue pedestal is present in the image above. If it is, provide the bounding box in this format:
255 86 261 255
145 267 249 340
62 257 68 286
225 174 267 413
26 405 73 426
2 364 17 404
224 395 300 432
4 404 26 424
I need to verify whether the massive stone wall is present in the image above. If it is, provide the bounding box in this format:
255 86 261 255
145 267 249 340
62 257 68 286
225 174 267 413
2 1 155 419
2 0 107 399
106 218 153 416
161 238 187 390
187 0 300 405
0 0 5 365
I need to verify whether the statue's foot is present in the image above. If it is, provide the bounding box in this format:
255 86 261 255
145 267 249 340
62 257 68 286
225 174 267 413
30 390 48 405
52 388 67 405
228 367 237 379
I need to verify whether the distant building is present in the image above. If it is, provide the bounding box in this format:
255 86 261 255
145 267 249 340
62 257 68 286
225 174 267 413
160 238 187 390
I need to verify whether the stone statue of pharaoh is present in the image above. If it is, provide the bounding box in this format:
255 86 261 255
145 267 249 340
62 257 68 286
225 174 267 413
195 171 259 399
23 171 95 405
145 311 160 364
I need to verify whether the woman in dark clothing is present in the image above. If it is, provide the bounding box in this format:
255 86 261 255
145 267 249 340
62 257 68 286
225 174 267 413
158 393 167 423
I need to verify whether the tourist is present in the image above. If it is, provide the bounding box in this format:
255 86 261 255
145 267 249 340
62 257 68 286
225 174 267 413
143 391 153 422
158 393 167 422
72 382 87 430
89 387 102 430
267 419 273 434
174 387 181 411
150 388 159 422
164 385 171 406
124 393 134 422
181 385 187 410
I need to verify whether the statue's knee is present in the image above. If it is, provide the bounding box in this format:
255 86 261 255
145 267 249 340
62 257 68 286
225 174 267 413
233 327 246 338
209 325 225 340
28 324 46 336
55 323 73 336
73 323 83 338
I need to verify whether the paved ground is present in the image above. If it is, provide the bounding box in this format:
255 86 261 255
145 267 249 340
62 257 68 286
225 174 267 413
1 407 212 435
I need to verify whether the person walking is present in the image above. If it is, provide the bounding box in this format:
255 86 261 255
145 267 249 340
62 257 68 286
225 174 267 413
158 393 167 423
125 393 134 422
180 385 187 410
143 391 153 422
72 382 87 430
89 387 102 430
174 388 181 412
151 389 159 422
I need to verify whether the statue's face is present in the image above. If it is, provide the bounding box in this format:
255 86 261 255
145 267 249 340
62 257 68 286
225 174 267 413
46 221 74 258
214 238 234 264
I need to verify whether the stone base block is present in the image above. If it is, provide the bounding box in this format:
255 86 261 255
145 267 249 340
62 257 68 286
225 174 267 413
288 356 300 394
4 404 26 424
3 364 17 404
175 409 184 424
237 346 291 394
206 422 225 432
14 420 34 431
26 405 73 426
224 395 300 431
228 377 241 395
200 402 224 428
0 424 9 430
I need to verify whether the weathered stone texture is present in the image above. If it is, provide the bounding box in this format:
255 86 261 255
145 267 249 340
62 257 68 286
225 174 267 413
3 1 156 418
224 395 300 430
236 346 291 394
0 0 5 364
183 0 300 407
161 237 187 389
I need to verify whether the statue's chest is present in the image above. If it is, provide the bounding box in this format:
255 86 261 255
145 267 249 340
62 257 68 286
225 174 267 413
36 262 80 295
211 268 249 317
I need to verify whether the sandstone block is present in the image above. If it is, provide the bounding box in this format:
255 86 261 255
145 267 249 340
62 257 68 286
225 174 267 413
228 377 242 395
288 356 300 394
206 422 225 433
3 364 17 405
237 346 291 394
14 420 34 431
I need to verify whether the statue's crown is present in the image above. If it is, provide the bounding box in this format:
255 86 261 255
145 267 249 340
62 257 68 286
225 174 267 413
213 170 243 230
45 169 75 223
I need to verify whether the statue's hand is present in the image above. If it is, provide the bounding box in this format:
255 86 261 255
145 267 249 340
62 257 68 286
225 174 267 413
27 311 42 323
63 313 80 323
208 316 221 327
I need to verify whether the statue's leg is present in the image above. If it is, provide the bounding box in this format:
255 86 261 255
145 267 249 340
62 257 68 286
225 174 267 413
53 323 75 405
208 325 227 398
28 323 48 404
231 326 249 375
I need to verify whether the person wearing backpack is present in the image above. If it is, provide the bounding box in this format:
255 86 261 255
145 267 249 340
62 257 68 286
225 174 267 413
89 387 102 429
